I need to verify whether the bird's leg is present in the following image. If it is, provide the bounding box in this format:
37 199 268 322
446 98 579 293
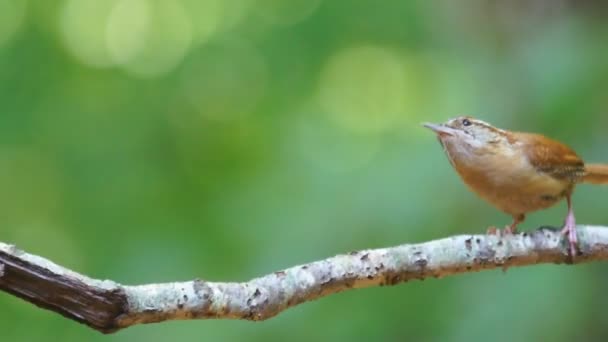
504 214 525 235
560 196 578 256
487 214 524 235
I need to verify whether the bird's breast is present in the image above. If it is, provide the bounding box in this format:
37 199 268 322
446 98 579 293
445 142 572 215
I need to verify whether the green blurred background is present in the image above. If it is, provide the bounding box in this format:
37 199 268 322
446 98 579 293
1 0 608 341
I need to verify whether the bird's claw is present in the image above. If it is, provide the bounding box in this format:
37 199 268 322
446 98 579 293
503 225 517 235
486 225 518 236
486 226 499 235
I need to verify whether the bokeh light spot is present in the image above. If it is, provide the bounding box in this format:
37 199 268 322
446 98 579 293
216 0 255 32
0 0 27 49
119 0 192 78
181 0 223 46
60 0 118 68
106 0 150 65
318 46 413 135
250 0 322 27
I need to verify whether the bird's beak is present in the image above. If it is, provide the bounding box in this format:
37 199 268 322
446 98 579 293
422 122 455 136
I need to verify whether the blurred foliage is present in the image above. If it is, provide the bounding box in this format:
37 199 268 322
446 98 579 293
1 0 608 341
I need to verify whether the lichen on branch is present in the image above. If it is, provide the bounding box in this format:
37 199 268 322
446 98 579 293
1 225 608 334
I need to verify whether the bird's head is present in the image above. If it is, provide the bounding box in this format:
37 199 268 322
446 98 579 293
423 116 508 149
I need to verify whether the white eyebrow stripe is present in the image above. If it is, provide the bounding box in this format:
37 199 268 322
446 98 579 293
472 119 507 135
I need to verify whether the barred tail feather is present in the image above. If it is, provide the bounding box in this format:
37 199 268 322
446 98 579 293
583 164 608 184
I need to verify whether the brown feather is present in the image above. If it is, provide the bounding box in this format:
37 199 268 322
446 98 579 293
515 132 585 183
425 116 598 252
584 163 608 184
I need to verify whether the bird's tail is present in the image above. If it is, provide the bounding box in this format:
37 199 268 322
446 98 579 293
583 164 608 184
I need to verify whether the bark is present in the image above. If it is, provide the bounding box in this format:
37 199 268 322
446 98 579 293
1 225 607 334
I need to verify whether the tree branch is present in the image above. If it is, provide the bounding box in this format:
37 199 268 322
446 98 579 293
1 225 608 334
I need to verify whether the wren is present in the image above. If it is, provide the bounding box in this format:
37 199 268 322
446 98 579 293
424 116 608 256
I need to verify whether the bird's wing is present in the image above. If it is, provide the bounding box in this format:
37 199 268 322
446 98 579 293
516 132 585 182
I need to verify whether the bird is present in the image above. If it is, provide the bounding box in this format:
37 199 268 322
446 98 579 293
423 116 608 256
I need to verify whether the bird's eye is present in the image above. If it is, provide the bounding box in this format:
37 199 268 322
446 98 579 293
462 118 471 126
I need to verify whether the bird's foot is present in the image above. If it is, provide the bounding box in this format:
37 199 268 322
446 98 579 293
560 212 578 257
486 225 517 236
486 226 499 235
503 225 518 235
